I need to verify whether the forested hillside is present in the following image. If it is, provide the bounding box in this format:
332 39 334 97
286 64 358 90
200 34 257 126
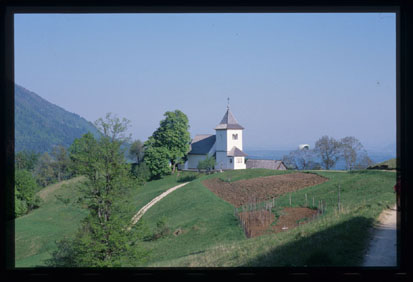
15 84 100 153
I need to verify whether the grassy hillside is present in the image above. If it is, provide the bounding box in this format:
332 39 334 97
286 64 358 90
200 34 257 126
15 84 100 153
14 173 191 267
136 170 396 267
16 169 396 267
368 158 397 170
15 177 88 267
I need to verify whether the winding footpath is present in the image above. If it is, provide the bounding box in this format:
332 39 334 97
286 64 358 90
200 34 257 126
128 182 190 230
363 205 397 266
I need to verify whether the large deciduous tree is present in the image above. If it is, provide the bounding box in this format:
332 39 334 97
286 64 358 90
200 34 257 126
143 146 171 179
314 135 341 170
282 148 320 170
339 136 371 170
144 110 191 177
49 113 148 267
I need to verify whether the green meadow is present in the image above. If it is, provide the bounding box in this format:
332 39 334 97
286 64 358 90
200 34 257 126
15 169 396 267
15 177 88 267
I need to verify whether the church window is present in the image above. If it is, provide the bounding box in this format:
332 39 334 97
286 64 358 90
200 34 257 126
232 134 238 140
237 158 243 163
230 158 232 163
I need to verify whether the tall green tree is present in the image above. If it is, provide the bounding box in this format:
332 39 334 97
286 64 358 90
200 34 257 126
68 132 99 177
143 146 171 179
15 169 41 217
49 113 147 267
144 110 191 176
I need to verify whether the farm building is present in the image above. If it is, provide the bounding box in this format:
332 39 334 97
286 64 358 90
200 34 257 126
181 104 247 170
246 159 287 170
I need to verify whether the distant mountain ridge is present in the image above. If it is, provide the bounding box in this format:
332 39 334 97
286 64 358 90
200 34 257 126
15 84 100 153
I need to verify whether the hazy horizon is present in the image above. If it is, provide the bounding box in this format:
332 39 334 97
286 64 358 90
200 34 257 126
15 13 396 152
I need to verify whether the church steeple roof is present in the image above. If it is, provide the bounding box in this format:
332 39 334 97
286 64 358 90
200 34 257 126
214 108 244 130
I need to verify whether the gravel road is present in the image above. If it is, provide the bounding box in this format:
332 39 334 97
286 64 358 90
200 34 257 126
363 205 397 266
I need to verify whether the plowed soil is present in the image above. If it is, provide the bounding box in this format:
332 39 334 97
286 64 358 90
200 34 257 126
202 172 328 208
238 207 318 238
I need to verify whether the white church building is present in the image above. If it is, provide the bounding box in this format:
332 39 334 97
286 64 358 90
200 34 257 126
182 105 247 170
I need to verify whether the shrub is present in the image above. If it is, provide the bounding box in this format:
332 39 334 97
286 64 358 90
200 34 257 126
177 172 199 183
151 216 170 240
197 156 215 173
132 162 151 184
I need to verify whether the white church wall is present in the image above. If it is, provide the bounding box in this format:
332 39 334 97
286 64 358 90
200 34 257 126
234 157 246 170
187 154 207 169
226 129 243 151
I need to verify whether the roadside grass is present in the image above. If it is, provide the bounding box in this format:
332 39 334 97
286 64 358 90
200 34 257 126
15 177 87 267
145 169 396 267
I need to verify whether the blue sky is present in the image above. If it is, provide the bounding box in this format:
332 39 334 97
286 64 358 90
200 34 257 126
14 13 396 151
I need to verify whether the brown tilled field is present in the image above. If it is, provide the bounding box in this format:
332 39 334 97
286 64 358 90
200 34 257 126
202 172 328 208
237 207 318 238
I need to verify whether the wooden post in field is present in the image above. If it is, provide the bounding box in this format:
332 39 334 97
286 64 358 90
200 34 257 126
338 184 341 213
313 196 315 208
305 193 308 207
320 200 322 214
289 193 292 207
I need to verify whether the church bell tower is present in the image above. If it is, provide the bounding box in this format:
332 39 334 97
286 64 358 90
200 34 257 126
214 99 247 170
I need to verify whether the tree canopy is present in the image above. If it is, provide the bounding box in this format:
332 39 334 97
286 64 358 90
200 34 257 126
314 136 342 170
49 113 148 267
15 169 41 217
144 110 191 178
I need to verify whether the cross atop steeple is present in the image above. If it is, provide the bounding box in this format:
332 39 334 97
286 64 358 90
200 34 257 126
227 97 230 110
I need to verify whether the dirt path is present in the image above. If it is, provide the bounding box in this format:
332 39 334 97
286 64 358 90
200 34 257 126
128 182 189 230
363 204 397 266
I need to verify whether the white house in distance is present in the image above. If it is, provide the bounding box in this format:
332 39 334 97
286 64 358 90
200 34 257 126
183 105 247 170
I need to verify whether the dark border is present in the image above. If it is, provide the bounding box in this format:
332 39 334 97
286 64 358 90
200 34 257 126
1 0 412 281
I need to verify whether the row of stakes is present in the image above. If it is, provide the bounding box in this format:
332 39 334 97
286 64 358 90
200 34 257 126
233 186 345 236
234 183 343 217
